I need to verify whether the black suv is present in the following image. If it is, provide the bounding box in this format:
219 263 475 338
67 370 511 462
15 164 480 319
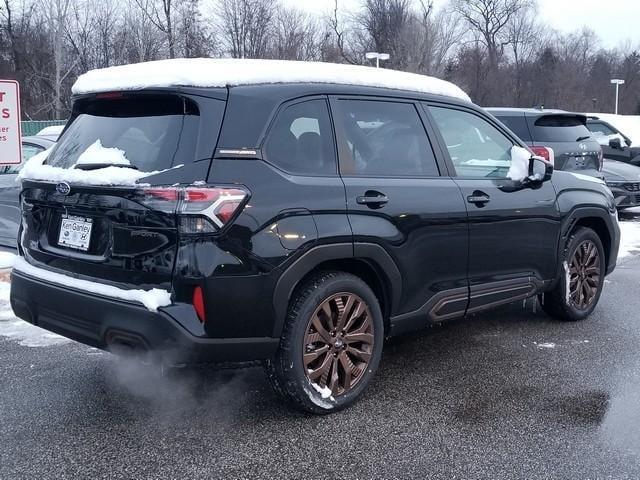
10 60 620 413
486 108 603 175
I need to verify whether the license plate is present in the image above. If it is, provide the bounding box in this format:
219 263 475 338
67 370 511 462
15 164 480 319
58 215 93 251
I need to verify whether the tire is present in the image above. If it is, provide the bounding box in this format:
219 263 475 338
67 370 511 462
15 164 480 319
542 227 606 321
265 271 384 414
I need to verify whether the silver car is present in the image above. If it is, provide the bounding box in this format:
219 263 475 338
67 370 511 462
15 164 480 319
0 135 55 248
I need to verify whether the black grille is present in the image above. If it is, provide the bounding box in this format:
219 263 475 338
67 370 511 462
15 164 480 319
623 182 640 192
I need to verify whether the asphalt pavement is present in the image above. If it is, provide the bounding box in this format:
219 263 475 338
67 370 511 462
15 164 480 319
2 222 640 479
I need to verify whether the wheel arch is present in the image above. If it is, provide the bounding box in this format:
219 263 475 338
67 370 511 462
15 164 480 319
559 206 616 278
272 243 401 337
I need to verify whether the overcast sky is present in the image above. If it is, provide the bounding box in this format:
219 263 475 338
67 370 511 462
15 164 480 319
285 0 639 49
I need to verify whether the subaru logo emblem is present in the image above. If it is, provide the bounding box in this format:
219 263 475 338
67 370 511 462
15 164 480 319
56 182 71 195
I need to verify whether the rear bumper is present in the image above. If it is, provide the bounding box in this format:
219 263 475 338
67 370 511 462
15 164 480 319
10 270 279 364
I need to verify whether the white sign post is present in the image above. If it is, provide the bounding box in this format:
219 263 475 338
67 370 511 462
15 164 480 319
0 80 21 165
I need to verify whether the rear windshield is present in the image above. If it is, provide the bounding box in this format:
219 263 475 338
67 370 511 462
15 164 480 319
46 95 199 172
532 115 592 143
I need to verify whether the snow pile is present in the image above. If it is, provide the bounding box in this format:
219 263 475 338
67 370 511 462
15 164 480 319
17 144 180 187
72 58 471 103
75 139 131 166
618 221 640 259
0 251 16 269
13 257 172 311
0 282 70 347
311 382 334 400
507 146 531 181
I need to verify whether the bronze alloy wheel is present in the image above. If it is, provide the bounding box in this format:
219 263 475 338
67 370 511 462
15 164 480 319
568 239 601 310
303 292 374 397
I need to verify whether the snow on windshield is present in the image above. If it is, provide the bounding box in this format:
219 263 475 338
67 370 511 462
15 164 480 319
75 139 131 166
17 146 182 187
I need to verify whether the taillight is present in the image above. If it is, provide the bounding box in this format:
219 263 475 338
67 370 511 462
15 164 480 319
530 146 555 166
94 92 125 99
139 185 248 233
192 286 206 322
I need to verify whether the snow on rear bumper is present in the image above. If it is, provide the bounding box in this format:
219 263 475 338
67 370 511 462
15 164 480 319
9 270 279 363
13 257 171 311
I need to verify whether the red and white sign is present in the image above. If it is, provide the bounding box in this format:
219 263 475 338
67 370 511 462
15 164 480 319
0 80 21 165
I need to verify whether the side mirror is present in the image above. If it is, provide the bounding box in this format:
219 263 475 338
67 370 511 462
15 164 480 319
528 156 553 184
609 137 623 149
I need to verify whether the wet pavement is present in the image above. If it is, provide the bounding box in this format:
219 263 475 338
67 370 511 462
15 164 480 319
2 226 640 478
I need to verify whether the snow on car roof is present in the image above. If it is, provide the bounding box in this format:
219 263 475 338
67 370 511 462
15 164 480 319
71 58 471 103
485 107 578 116
36 125 64 137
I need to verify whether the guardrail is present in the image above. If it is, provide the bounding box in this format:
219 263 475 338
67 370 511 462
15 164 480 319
21 120 66 137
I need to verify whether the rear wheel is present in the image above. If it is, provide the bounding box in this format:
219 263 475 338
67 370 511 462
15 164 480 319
265 271 383 414
542 227 605 321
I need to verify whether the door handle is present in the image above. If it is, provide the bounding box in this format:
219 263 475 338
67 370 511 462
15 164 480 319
467 191 490 206
356 191 389 208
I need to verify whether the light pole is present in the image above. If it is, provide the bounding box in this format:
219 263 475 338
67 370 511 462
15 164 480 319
611 79 625 114
365 52 390 68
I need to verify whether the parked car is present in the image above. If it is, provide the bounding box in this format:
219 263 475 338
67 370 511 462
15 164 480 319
585 112 640 147
35 125 64 141
0 135 55 248
586 116 640 165
486 108 603 176
601 158 640 209
10 59 620 413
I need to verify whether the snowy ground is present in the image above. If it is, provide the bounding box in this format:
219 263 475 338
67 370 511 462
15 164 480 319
619 216 640 259
1 217 639 348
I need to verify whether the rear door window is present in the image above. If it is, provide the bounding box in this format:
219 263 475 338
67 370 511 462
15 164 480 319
587 121 617 136
264 99 336 175
533 115 592 142
46 95 199 172
332 99 439 177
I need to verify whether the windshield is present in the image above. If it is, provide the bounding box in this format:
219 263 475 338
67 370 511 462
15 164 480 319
46 95 198 172
532 115 592 143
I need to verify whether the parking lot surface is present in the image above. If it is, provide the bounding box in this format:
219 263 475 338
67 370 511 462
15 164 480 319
1 218 640 479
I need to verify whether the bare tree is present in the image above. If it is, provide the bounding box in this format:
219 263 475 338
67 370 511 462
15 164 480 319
320 0 357 64
215 0 275 58
506 3 542 103
412 1 463 75
177 0 210 57
39 0 76 118
124 0 165 62
358 0 412 69
269 6 318 60
452 0 534 68
134 0 178 58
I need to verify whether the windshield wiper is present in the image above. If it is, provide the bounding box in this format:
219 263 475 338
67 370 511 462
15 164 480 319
576 136 591 142
73 163 139 171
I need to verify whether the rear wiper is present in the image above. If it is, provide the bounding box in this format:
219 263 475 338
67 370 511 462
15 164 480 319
73 163 139 171
576 136 591 142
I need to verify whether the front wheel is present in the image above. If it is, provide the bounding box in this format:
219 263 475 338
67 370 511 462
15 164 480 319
265 271 384 414
542 227 606 321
